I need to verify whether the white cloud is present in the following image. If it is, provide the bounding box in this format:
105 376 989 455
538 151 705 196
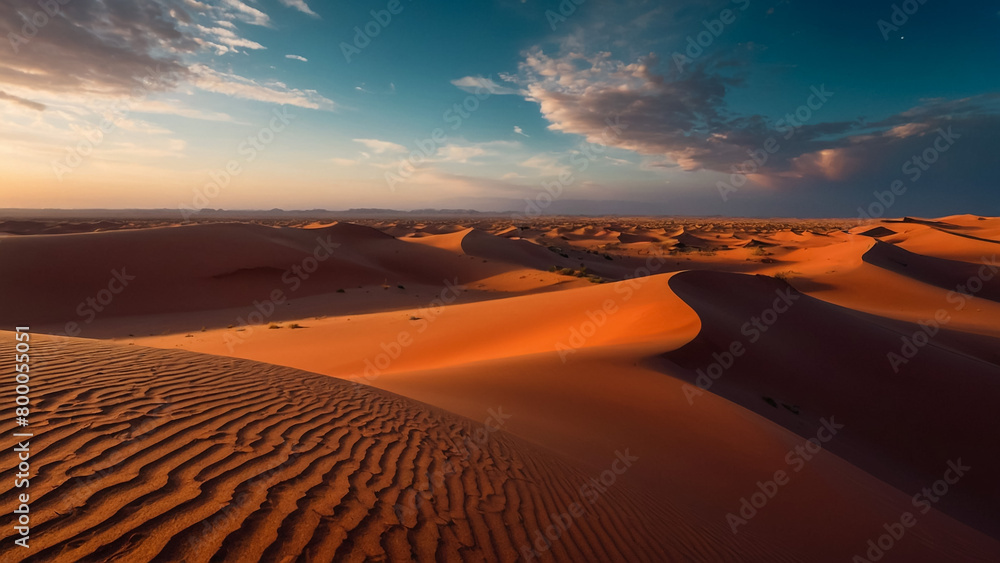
220 0 271 26
514 125 529 137
520 154 572 177
191 65 336 110
433 145 487 163
279 0 319 17
286 54 309 62
130 99 241 123
450 76 522 95
353 138 407 153
193 24 266 54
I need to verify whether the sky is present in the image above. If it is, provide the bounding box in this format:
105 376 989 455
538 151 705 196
0 0 998 217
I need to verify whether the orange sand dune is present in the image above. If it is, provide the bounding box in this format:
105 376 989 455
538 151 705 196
6 215 1000 561
135 274 700 380
664 271 1000 538
136 271 1000 560
0 222 592 333
888 224 1000 263
0 333 793 562
404 227 577 272
862 241 1000 302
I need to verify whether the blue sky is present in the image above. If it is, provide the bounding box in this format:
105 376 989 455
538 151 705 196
1 0 998 217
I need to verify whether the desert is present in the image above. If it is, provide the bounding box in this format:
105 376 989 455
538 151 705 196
1 213 999 561
2 0 998 560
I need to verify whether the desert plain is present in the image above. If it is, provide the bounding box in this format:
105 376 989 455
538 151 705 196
1 213 999 562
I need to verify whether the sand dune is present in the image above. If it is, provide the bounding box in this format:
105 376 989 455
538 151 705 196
863 241 1000 302
1 333 766 562
0 222 594 334
4 215 1000 561
664 271 1000 537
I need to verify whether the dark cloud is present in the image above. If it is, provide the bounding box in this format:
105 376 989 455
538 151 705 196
0 0 335 110
0 0 193 103
505 49 1000 186
0 89 44 110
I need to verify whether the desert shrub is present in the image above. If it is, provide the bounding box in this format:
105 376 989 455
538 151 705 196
772 271 797 281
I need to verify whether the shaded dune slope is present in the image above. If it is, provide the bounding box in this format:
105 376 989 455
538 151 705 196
662 271 1000 541
0 223 546 325
0 334 791 563
862 241 1000 302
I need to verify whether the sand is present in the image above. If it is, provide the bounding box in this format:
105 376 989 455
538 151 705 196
1 215 999 561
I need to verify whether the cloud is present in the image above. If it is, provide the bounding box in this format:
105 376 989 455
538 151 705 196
498 49 1000 186
433 145 487 163
286 54 309 62
520 154 571 177
191 65 336 110
0 0 333 113
220 0 271 26
354 138 407 153
279 0 319 17
513 125 529 137
510 50 766 173
0 91 45 111
0 0 193 107
130 100 241 123
194 24 266 54
450 76 522 95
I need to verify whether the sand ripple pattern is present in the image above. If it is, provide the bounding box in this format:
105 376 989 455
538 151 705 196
0 335 789 562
